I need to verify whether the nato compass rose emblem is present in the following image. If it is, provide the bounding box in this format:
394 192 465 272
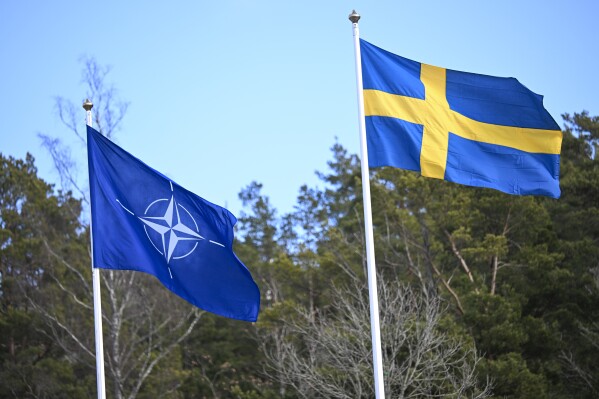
116 181 224 278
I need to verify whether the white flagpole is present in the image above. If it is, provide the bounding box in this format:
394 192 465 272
84 99 107 399
349 10 386 399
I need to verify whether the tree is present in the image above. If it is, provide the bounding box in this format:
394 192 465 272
30 58 203 399
262 273 490 398
255 114 599 399
39 58 129 203
252 143 491 398
0 153 93 398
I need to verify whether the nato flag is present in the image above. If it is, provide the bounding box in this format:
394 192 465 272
87 126 260 322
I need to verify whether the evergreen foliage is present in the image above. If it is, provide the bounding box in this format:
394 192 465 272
1 111 598 398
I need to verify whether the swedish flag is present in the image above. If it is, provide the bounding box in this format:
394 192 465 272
361 39 562 198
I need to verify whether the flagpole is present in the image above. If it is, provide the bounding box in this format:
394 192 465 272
84 99 107 399
349 10 386 399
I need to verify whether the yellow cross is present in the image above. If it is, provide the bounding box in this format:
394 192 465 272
363 64 562 179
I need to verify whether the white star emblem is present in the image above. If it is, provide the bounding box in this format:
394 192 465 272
139 195 204 263
115 181 225 279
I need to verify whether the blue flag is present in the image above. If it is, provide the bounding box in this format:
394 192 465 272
87 126 260 322
361 39 563 198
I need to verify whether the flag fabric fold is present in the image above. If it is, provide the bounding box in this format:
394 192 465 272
87 126 260 322
360 39 563 198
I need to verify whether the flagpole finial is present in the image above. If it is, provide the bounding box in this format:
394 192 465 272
349 10 360 23
83 99 93 111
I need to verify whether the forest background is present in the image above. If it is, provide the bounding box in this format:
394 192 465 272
1 57 599 398
2 2 599 398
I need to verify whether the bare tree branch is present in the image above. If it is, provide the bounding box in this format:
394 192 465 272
261 274 489 398
445 229 475 284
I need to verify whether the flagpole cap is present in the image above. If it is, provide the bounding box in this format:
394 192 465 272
349 10 360 23
82 99 93 111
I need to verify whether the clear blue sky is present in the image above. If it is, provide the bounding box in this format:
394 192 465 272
1 1 597 217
